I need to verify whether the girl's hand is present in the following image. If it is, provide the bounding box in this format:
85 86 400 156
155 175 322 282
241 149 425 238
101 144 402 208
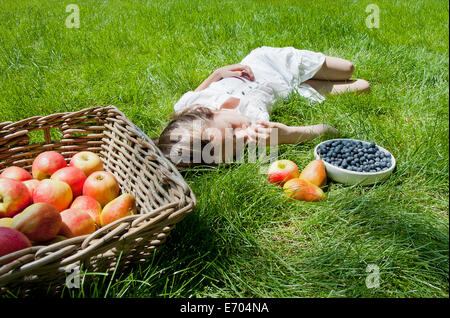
195 64 255 92
254 122 339 145
253 121 295 144
214 64 255 81
233 124 270 144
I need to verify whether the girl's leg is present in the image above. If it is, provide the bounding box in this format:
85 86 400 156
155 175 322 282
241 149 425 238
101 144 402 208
313 56 355 81
305 56 370 95
304 78 371 95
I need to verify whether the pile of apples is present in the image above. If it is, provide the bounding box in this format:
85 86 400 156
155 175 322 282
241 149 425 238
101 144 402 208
0 150 136 261
267 159 327 202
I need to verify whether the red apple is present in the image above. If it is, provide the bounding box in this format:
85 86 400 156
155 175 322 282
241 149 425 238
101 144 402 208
32 151 67 180
23 179 40 198
0 178 32 218
69 151 104 177
0 227 32 263
83 171 119 207
0 166 32 181
51 167 87 197
267 159 300 186
60 208 96 237
33 179 73 212
70 195 102 226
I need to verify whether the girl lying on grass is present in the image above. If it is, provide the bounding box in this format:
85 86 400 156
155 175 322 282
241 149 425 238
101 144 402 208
155 46 370 166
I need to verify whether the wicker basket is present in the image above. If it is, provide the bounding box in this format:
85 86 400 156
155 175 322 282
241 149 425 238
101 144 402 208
0 105 196 296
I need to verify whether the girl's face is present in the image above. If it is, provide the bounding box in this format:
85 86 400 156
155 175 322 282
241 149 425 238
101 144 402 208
203 109 252 143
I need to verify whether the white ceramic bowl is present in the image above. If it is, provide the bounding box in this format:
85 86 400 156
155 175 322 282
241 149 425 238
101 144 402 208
313 138 396 186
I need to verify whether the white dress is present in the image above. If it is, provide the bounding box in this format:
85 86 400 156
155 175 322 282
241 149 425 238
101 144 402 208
174 46 326 122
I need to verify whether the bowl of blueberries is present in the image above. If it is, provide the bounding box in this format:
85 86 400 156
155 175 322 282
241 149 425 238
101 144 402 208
314 139 396 186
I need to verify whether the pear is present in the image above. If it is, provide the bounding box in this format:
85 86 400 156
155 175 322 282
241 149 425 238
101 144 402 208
100 193 136 227
299 160 327 187
283 178 325 202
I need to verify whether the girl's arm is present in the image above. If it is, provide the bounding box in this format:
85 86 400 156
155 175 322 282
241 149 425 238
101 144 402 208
195 64 255 92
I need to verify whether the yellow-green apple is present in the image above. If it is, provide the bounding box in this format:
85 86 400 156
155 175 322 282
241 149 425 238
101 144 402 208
0 217 13 227
267 159 300 186
83 171 119 207
283 178 325 202
12 202 62 243
60 208 96 237
0 166 32 181
69 151 104 177
0 178 32 218
51 167 87 197
100 193 136 227
32 151 67 180
299 160 327 187
33 179 73 212
70 195 102 226
23 179 40 199
0 227 32 262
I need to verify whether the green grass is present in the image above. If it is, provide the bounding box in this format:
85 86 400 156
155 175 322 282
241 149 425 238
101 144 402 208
0 0 448 298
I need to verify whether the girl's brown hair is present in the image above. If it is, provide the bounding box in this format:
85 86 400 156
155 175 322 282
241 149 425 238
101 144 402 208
154 106 214 167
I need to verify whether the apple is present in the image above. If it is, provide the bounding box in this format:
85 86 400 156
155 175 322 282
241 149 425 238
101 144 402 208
83 171 119 207
33 179 73 212
267 159 300 186
0 166 32 181
69 151 104 177
299 160 327 187
70 195 102 226
0 217 13 227
0 178 32 218
0 227 32 263
51 167 87 197
283 178 325 202
23 179 40 198
60 208 96 237
32 151 67 180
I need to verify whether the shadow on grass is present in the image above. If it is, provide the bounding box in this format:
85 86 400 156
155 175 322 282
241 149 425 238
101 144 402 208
57 205 231 298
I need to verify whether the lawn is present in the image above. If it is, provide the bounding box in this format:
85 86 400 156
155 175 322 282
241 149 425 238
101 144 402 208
0 0 448 298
